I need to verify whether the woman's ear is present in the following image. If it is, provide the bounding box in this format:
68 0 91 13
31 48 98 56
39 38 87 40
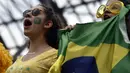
44 20 53 28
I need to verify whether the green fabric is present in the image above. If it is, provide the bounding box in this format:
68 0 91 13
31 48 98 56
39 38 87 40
54 5 130 73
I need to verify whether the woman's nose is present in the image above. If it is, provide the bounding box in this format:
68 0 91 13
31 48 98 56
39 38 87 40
24 12 32 18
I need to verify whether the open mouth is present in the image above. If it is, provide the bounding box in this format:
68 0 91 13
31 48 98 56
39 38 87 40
24 19 32 27
103 15 111 20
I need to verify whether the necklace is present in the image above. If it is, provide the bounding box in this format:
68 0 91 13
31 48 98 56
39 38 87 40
27 46 51 55
27 52 35 54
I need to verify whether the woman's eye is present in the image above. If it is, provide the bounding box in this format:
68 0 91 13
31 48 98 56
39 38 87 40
32 9 40 16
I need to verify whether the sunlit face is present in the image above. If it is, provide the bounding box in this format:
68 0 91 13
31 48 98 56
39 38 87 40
23 5 47 37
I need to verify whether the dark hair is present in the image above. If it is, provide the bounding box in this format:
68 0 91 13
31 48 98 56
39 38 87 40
120 0 130 5
39 4 62 49
120 0 130 39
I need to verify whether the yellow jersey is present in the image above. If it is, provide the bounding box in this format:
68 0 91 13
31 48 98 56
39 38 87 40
6 49 57 73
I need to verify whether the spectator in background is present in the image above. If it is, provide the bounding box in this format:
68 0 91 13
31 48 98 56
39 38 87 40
96 0 130 39
0 42 12 73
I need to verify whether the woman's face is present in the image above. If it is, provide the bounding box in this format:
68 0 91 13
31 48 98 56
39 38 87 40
103 0 121 20
23 5 47 37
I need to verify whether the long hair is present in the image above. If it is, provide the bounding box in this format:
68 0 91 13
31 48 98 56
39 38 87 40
39 4 62 49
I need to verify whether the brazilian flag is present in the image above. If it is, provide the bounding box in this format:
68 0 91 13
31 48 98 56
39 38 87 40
49 5 130 73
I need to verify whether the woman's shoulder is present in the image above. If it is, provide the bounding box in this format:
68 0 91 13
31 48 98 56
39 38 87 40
40 48 57 59
47 48 57 55
36 48 58 69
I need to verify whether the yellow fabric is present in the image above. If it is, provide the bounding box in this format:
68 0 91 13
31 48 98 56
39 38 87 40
48 42 129 73
48 55 64 73
0 43 12 73
6 49 57 73
64 42 129 73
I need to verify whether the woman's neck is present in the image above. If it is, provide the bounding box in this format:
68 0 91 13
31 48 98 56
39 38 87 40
28 36 51 53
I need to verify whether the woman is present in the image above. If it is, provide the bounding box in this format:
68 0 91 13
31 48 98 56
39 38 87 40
6 4 61 73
